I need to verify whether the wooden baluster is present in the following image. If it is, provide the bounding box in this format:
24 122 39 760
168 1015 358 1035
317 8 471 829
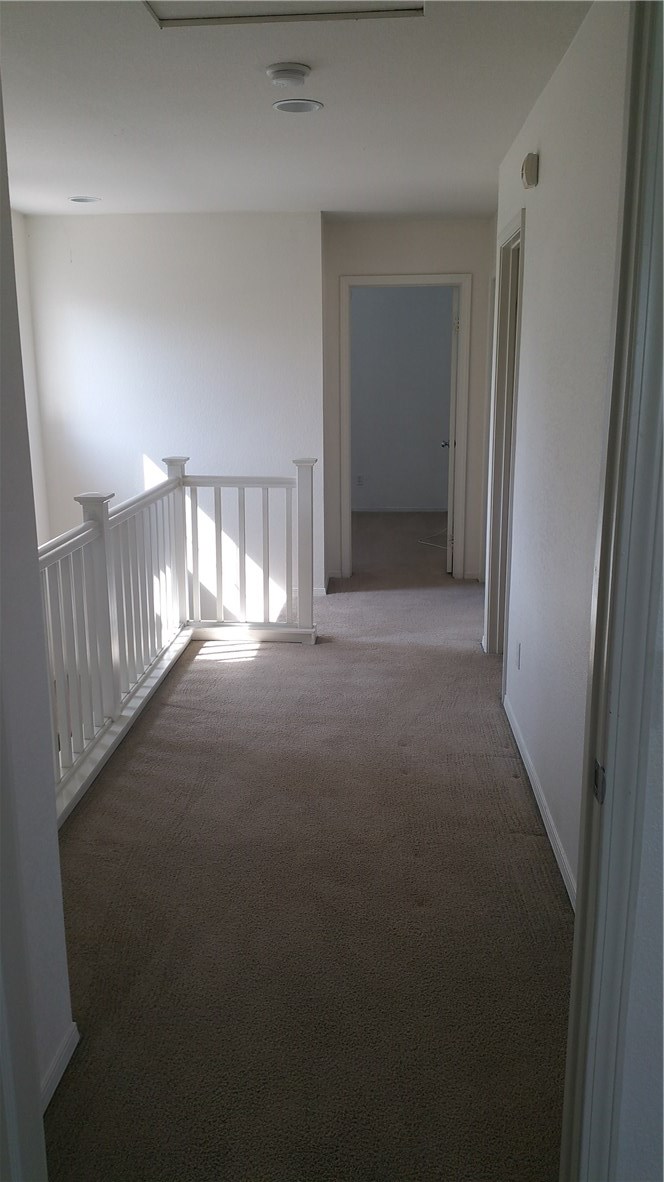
214 486 223 621
294 459 316 630
157 496 168 646
41 570 61 779
162 496 171 637
143 504 156 660
60 554 84 756
262 487 270 623
74 492 121 720
286 486 293 624
83 542 104 727
163 457 188 626
129 515 144 676
137 508 151 668
121 521 136 687
112 524 128 690
150 502 162 652
47 563 72 770
167 493 176 633
72 547 94 742
238 487 246 621
190 486 200 622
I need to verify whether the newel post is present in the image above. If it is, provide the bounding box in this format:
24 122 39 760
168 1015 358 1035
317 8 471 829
294 459 317 631
74 492 122 720
163 456 189 624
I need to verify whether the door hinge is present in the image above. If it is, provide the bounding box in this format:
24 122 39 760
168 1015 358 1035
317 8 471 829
454 317 460 332
593 759 606 805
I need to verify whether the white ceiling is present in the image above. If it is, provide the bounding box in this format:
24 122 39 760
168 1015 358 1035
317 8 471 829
0 0 589 216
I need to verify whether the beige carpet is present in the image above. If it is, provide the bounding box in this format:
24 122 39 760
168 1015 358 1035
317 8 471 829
46 513 573 1182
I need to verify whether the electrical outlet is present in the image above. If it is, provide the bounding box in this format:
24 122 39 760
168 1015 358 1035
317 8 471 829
356 475 365 486
517 642 521 670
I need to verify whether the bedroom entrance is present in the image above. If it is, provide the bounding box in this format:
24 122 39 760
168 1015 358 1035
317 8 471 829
338 273 472 584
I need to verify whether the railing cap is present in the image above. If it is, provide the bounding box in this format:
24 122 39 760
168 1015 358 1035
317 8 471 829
74 493 115 504
162 456 189 464
293 458 317 467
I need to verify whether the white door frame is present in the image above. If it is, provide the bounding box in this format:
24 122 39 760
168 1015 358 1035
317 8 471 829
560 3 661 1176
446 286 460 574
483 212 525 660
339 272 472 579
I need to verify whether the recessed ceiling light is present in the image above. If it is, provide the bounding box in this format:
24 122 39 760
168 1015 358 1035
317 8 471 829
69 195 102 203
272 99 323 114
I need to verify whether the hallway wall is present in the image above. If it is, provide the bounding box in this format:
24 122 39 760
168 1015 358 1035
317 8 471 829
17 212 325 589
350 285 453 512
11 211 50 543
497 1 632 895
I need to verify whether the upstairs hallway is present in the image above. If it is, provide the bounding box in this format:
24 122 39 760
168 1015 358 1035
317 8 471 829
46 514 574 1181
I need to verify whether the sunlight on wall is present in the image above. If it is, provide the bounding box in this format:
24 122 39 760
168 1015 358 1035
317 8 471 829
143 454 167 491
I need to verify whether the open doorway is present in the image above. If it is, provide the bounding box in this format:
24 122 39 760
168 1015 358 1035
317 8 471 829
338 273 472 582
348 284 455 587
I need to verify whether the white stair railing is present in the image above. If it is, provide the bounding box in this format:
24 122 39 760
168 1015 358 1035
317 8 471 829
38 456 317 821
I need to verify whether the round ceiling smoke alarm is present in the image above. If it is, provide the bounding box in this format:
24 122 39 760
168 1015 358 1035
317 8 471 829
266 63 311 87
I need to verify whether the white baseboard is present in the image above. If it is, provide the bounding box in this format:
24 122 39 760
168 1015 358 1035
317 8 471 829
503 694 577 909
351 506 447 514
41 1021 80 1111
191 623 317 645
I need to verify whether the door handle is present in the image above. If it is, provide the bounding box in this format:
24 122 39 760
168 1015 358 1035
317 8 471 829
441 441 449 449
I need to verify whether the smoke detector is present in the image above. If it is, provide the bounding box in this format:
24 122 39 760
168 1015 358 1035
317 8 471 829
266 62 311 87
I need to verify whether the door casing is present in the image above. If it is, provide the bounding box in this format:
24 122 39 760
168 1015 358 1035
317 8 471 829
483 212 525 667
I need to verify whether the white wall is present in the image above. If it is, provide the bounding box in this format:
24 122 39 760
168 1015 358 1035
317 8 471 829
22 213 325 589
1 94 78 1133
323 215 495 579
498 2 631 893
350 285 453 512
11 212 50 543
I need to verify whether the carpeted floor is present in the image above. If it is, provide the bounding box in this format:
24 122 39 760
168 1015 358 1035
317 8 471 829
46 513 574 1182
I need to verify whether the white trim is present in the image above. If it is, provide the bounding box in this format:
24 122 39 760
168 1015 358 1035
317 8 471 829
504 694 577 907
338 272 472 579
560 7 662 1176
484 212 524 662
56 627 193 825
479 273 496 585
191 623 317 645
40 1021 80 1112
348 506 447 513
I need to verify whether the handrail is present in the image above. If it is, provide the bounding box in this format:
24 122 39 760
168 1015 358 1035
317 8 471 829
109 477 179 526
38 521 100 567
184 474 296 489
39 454 317 820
